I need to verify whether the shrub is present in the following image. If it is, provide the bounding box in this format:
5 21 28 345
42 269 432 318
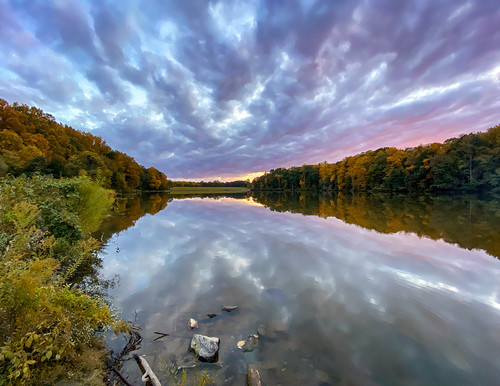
0 175 120 384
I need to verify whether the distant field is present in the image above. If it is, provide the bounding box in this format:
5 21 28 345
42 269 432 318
169 186 249 194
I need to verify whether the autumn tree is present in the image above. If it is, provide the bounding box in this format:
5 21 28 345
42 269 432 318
0 99 169 191
251 125 500 194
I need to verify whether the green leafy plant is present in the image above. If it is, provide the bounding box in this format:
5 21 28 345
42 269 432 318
0 175 122 384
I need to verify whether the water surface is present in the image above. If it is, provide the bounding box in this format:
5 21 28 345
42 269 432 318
101 193 500 385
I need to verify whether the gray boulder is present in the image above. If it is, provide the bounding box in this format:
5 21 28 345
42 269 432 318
190 334 220 362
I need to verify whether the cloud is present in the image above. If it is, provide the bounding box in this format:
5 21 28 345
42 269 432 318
0 0 499 179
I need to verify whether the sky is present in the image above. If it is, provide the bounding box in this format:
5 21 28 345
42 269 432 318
1 0 499 181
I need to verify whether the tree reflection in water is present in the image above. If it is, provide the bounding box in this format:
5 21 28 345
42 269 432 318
252 192 500 259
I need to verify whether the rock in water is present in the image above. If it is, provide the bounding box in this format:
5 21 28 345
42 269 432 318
222 305 238 312
207 313 217 318
242 334 259 352
247 367 262 386
257 324 267 336
190 334 220 362
189 318 199 329
257 322 284 339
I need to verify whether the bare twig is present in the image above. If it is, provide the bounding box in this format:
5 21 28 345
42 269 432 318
152 331 169 342
112 368 134 386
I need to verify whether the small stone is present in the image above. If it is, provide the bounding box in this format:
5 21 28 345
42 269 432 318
190 334 220 363
189 318 199 329
237 340 246 349
222 305 238 312
247 367 262 386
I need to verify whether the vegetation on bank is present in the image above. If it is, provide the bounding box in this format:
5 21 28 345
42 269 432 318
251 125 500 194
0 175 129 385
0 99 167 191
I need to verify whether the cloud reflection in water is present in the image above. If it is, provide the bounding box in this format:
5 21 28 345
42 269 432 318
102 197 500 385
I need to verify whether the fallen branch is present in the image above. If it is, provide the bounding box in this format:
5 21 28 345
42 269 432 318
134 354 162 386
152 331 170 342
112 368 134 386
153 331 169 336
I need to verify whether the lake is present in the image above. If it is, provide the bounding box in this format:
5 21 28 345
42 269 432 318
100 192 500 385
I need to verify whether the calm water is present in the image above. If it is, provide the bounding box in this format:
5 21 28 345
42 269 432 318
101 193 500 385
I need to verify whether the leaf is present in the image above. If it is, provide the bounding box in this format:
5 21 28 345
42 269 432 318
46 350 52 360
25 335 33 348
26 360 36 365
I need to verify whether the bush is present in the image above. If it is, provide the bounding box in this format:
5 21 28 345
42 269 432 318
0 175 121 384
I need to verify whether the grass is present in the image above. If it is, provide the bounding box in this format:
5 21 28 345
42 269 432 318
169 187 249 194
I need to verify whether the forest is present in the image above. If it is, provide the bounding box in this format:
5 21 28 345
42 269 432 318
0 99 168 191
251 125 500 194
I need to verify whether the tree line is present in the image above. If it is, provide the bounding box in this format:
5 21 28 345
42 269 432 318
0 99 168 191
251 125 500 193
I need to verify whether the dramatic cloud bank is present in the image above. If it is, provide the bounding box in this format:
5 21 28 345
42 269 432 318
1 0 499 180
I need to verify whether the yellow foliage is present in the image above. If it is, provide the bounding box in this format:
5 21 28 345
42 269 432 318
0 177 120 384
18 145 43 167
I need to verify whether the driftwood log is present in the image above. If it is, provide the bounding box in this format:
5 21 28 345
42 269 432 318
133 354 162 386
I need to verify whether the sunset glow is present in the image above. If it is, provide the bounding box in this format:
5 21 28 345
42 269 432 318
1 0 499 180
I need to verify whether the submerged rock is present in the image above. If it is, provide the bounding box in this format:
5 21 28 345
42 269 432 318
242 334 259 352
222 305 238 312
247 367 262 386
189 318 199 329
237 334 259 352
257 323 277 338
257 321 287 339
190 334 220 362
257 324 267 337
207 313 217 318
